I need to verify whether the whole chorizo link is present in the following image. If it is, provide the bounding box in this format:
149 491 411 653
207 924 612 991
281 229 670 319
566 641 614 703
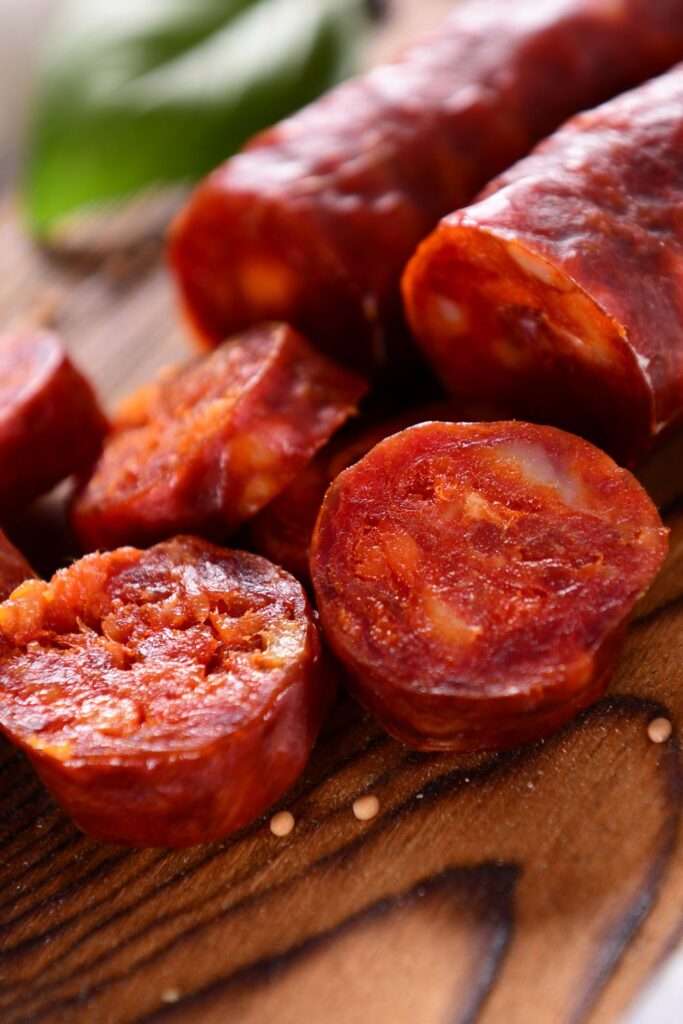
310 422 667 753
0 536 330 847
404 63 683 466
72 323 365 552
0 332 107 513
170 0 683 372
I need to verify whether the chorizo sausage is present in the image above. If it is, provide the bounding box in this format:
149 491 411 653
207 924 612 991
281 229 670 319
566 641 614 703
310 422 667 752
0 331 107 513
0 535 329 847
169 0 683 373
249 399 505 581
72 323 366 552
0 530 35 600
404 64 683 467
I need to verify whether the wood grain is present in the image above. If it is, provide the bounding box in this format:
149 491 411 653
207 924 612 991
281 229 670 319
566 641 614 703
1 1 682 1021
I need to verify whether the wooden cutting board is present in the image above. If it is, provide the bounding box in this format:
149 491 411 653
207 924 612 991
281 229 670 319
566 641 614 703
1 3 682 1022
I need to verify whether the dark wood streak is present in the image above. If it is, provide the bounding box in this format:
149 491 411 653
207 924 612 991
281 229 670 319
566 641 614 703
142 865 519 1024
566 699 682 1024
0 728 395 1001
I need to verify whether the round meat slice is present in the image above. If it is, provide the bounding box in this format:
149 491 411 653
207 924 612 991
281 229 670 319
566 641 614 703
250 399 516 581
0 331 107 513
72 323 366 552
0 530 35 600
0 536 329 847
310 422 668 752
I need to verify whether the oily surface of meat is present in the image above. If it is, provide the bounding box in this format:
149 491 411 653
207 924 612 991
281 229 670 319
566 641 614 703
0 536 329 846
311 421 668 751
0 331 107 512
73 323 366 552
170 0 683 372
404 63 683 465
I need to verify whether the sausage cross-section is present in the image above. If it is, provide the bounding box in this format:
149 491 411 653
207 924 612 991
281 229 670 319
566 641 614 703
73 323 365 552
249 400 501 581
404 64 683 466
0 331 106 513
0 536 329 847
311 422 667 752
170 0 683 371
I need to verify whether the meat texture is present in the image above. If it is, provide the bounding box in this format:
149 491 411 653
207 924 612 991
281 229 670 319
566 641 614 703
404 63 683 465
171 0 683 372
311 421 667 752
0 536 330 846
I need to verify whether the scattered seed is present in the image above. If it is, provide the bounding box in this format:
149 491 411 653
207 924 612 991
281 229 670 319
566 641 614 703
647 718 672 744
161 989 180 1004
353 795 380 821
270 810 295 837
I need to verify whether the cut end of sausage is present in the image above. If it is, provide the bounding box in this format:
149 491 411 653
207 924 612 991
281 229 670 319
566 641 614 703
310 421 667 752
72 323 366 552
168 171 375 371
0 536 329 846
404 219 653 466
0 331 108 512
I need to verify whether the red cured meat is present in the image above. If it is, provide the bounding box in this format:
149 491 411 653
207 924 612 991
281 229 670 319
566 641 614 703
0 331 106 513
0 536 329 847
0 530 35 600
72 323 365 552
170 0 683 372
404 64 683 466
249 399 505 581
310 422 667 752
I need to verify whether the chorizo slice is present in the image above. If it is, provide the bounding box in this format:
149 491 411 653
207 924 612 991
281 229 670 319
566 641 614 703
310 422 668 753
0 530 35 601
72 323 366 552
249 399 505 581
0 331 107 513
169 0 683 372
404 64 683 466
0 535 329 847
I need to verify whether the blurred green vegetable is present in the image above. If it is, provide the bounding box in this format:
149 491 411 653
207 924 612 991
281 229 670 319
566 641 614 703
24 0 376 239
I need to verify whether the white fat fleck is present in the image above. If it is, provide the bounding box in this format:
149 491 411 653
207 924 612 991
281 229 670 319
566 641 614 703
434 296 469 333
464 491 510 527
422 591 482 647
261 621 301 662
507 243 569 290
554 323 612 368
635 352 651 373
496 441 584 508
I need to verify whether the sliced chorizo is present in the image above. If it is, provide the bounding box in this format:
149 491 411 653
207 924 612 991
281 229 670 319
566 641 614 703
0 535 329 847
310 422 668 753
169 0 683 372
404 64 683 466
249 399 505 581
72 323 366 552
0 331 107 513
0 530 35 600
